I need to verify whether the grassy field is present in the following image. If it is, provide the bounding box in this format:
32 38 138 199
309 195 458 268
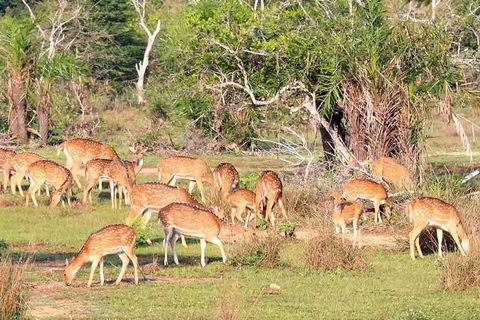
0 161 479 319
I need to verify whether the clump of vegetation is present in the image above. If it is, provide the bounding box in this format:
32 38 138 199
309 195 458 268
440 238 480 291
304 224 367 272
229 233 283 268
216 283 241 320
276 220 299 237
0 258 28 320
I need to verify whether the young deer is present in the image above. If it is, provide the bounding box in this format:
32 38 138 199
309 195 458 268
332 192 365 246
253 171 288 228
57 138 119 188
158 203 227 267
157 156 214 202
106 160 133 209
11 152 46 196
0 148 16 191
227 188 256 225
213 163 240 200
342 179 389 224
26 160 73 208
64 224 139 287
367 157 415 190
406 197 469 260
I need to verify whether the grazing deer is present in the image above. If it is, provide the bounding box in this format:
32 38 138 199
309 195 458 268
57 138 119 188
64 224 139 287
342 179 389 224
253 171 288 228
26 160 73 208
0 148 16 191
406 197 469 260
332 192 365 246
213 163 240 200
227 188 256 225
157 156 214 202
83 146 146 205
158 203 227 267
367 157 415 190
11 152 46 196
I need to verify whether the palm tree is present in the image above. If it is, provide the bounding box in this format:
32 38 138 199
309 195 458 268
0 16 35 145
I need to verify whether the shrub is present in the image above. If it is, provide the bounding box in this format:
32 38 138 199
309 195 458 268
0 258 28 320
229 233 282 268
304 224 367 272
440 238 480 291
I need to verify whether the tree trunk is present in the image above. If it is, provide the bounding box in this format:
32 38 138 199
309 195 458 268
7 70 28 145
319 107 346 164
38 88 51 146
136 82 145 105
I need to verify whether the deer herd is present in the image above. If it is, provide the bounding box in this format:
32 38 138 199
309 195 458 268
0 141 473 287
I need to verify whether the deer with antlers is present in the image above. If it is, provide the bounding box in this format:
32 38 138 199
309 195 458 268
342 179 389 224
0 148 16 191
11 152 46 196
25 160 73 208
252 170 288 228
406 197 469 260
213 163 240 200
367 157 415 190
83 146 147 205
157 156 214 203
57 138 119 188
332 192 365 246
64 224 139 287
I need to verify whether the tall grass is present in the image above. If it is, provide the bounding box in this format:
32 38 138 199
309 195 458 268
228 233 283 268
440 238 480 291
0 258 28 320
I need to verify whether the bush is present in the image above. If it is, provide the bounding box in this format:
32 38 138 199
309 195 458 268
304 224 367 272
440 238 480 291
0 258 28 320
229 233 282 268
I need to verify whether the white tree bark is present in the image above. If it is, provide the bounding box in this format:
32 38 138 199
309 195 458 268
131 0 161 105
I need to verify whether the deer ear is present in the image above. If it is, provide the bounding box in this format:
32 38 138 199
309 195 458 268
65 258 69 267
129 146 136 153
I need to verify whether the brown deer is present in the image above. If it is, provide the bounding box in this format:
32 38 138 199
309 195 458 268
254 171 288 228
367 157 415 190
227 188 256 225
64 224 139 287
332 192 365 246
26 160 73 208
342 179 389 224
157 156 214 202
0 148 16 191
406 197 469 260
158 203 227 267
106 160 133 209
57 138 119 188
11 152 46 196
213 163 240 200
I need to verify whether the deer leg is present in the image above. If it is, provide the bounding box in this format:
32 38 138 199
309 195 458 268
437 229 443 257
231 207 237 225
45 184 50 197
117 186 123 209
116 253 130 285
449 229 467 256
11 172 17 195
374 200 381 224
415 236 424 259
109 180 116 209
196 180 206 202
409 225 424 260
181 235 188 248
25 180 36 207
72 163 83 189
124 247 139 285
17 172 25 197
28 181 41 207
98 178 103 191
87 258 100 288
277 196 288 220
353 219 358 247
170 233 180 265
168 177 177 186
3 169 9 191
188 180 196 193
237 205 247 224
99 257 105 286
266 199 275 228
83 178 97 204
209 236 227 264
141 210 152 228
200 238 207 267
67 187 72 206
164 228 173 266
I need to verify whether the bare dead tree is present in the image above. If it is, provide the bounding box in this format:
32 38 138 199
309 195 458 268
131 0 161 105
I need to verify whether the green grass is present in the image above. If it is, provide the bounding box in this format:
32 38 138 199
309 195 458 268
0 177 478 319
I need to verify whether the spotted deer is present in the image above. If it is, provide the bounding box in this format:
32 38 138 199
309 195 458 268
253 171 288 228
406 197 469 260
25 160 73 208
11 152 46 196
158 203 228 267
367 157 415 190
157 156 214 202
342 179 389 224
213 163 240 200
57 138 119 188
0 148 16 191
64 224 139 287
227 188 256 225
106 160 133 209
332 192 365 246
